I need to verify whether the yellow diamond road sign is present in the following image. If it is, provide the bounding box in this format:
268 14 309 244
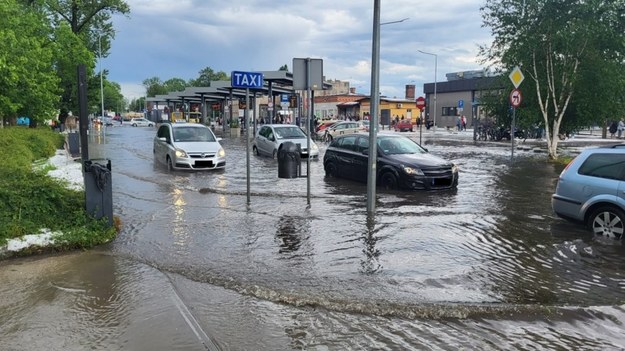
509 66 524 88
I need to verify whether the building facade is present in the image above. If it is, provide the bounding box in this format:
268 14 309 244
422 70 502 129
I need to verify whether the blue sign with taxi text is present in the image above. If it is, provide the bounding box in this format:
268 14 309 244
231 71 264 89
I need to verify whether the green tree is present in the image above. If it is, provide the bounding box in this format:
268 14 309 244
480 0 625 158
279 64 288 71
188 67 229 86
164 78 187 92
143 77 167 97
23 0 130 114
0 0 60 125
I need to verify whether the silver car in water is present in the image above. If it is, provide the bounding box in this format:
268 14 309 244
552 145 625 238
252 124 319 159
153 122 225 171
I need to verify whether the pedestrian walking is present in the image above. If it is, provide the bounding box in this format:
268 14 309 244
618 119 625 139
609 121 617 138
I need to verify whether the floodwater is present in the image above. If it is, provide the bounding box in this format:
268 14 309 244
1 125 625 350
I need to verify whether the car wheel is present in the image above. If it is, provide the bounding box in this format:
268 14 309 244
380 172 398 190
588 206 625 239
167 156 174 171
132 124 137 127
253 145 260 156
410 128 413 132
325 162 337 177
148 124 154 127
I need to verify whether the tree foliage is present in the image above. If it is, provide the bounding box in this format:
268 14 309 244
0 0 60 124
188 67 229 87
480 0 625 158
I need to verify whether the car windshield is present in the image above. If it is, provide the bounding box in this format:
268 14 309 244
377 136 426 155
174 127 216 142
274 126 306 139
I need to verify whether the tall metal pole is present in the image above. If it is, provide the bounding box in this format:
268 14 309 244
306 59 312 206
418 50 437 130
99 34 104 120
366 0 381 214
246 88 251 203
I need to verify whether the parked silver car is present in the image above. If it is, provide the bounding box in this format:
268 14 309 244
552 145 625 238
253 124 319 159
130 118 154 127
153 122 225 171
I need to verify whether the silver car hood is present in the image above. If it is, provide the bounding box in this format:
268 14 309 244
174 141 222 153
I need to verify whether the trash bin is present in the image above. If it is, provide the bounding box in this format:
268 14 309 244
277 141 300 179
84 159 113 227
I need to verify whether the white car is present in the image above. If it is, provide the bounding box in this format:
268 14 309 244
323 121 365 141
130 118 154 127
153 122 225 171
253 124 319 159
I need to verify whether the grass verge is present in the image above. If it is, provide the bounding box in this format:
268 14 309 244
0 127 118 253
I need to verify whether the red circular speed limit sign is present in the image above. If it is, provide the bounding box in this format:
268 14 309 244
509 88 522 108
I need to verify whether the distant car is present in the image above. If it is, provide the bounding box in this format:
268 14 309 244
101 117 114 126
153 122 225 171
394 119 413 132
323 121 365 142
552 145 625 238
253 124 319 159
130 118 154 127
362 120 382 132
323 133 459 190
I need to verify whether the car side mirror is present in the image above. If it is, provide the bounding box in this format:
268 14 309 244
158 137 167 142
269 136 275 142
216 137 223 142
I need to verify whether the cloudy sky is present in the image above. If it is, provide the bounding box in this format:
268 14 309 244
108 0 492 101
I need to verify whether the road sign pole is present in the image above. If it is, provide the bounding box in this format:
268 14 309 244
246 87 251 204
511 107 516 160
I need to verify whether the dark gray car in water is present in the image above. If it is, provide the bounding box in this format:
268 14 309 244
323 132 459 190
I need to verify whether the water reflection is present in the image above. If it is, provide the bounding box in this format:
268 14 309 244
361 214 382 274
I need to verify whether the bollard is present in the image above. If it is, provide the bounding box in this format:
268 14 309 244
277 141 301 179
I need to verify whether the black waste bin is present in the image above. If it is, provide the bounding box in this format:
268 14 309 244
84 159 113 227
277 141 301 179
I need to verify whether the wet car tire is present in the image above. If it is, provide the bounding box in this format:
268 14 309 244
588 206 625 239
167 156 174 171
325 162 337 177
380 172 398 190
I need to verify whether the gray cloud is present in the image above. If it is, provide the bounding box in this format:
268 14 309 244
110 0 491 100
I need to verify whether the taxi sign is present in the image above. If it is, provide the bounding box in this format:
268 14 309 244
231 71 264 89
509 66 524 88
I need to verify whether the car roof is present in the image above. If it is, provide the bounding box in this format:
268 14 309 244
170 122 207 128
264 124 300 128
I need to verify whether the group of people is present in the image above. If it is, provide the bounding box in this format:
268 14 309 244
609 119 625 138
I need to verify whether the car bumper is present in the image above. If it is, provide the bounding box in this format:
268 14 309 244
400 172 459 190
173 156 226 170
551 194 584 222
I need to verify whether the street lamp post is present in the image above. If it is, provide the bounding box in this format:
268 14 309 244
418 50 437 131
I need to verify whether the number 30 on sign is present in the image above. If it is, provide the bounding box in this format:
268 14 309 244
509 88 522 108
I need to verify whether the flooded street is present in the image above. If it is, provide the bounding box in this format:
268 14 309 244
2 126 625 350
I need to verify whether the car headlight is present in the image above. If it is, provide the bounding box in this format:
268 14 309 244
452 164 459 173
402 165 424 176
175 149 187 158
311 143 318 151
218 148 225 157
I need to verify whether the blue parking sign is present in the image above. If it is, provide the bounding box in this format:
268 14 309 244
458 100 464 108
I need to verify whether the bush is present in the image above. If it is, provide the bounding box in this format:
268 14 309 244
0 127 116 249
